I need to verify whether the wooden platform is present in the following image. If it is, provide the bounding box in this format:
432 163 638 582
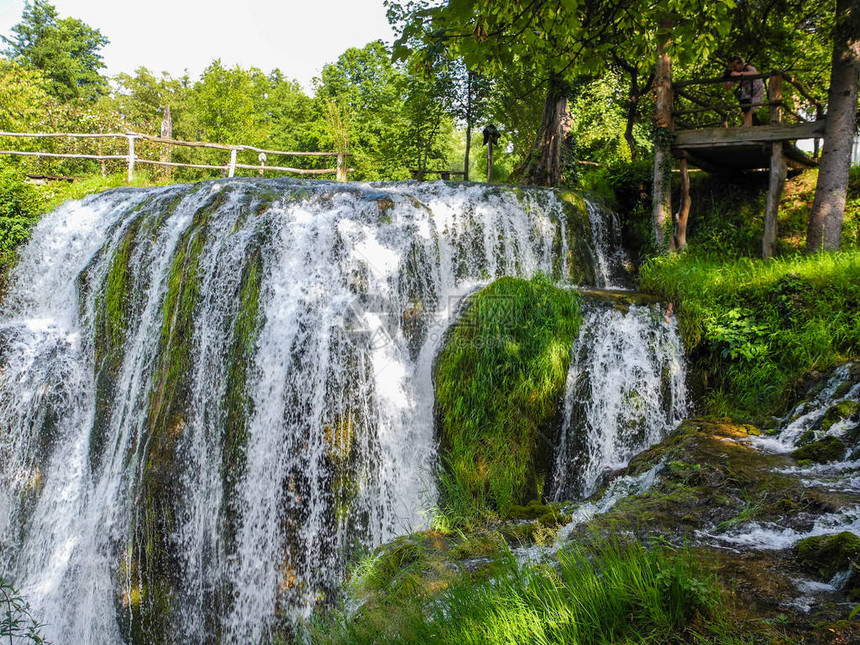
671 121 824 172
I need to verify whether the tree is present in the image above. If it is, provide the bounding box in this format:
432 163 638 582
447 63 492 181
191 60 270 146
315 41 412 180
806 0 860 252
392 0 734 187
0 59 54 132
113 67 193 136
2 0 109 102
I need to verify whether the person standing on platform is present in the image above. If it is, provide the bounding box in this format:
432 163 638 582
724 56 765 127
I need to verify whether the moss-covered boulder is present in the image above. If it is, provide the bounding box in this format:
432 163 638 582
433 275 581 519
796 532 860 597
823 400 860 431
790 436 846 463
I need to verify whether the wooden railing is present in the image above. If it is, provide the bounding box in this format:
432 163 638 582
670 72 821 131
0 131 350 182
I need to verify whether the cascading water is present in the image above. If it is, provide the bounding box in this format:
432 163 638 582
0 178 613 644
585 200 632 289
551 298 688 500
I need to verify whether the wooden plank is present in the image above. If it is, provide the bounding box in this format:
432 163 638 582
0 151 126 160
673 100 781 116
0 131 126 139
128 133 344 157
673 121 826 148
673 72 776 88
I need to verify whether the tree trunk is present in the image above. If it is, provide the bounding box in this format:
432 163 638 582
652 18 674 250
674 157 690 249
807 0 860 252
464 71 472 182
522 74 571 187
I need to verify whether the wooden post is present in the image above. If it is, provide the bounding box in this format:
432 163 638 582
228 148 237 177
160 105 173 180
258 152 266 177
762 74 785 259
674 157 691 249
336 153 347 182
486 139 494 183
126 135 135 184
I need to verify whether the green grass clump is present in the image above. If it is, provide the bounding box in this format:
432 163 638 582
433 275 581 523
640 251 860 418
308 541 725 645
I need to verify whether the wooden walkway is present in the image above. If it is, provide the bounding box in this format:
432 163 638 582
660 72 826 257
672 121 824 173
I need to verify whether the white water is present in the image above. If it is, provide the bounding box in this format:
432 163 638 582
585 200 631 289
551 301 688 500
0 178 627 643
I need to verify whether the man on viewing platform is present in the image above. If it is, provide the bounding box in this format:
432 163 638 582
723 56 765 128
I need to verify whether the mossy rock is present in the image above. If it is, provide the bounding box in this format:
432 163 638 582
795 429 817 447
822 400 860 432
796 532 860 596
790 436 846 463
433 275 581 518
506 499 554 520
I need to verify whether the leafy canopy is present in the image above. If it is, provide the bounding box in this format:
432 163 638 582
2 0 109 101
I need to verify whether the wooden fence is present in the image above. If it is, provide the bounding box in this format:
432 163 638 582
0 131 350 182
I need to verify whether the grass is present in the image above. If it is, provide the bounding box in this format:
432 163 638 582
640 250 860 418
433 274 581 524
304 539 730 645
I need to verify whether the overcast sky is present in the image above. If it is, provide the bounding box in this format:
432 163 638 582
0 0 395 92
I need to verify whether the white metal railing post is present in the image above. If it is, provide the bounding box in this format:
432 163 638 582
228 148 237 177
126 135 136 184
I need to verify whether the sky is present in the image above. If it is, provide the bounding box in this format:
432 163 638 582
0 0 396 92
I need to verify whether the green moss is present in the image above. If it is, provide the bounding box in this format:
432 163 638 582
796 532 860 583
90 215 144 470
433 275 581 522
822 400 860 431
120 195 216 643
220 240 265 545
555 190 596 285
790 436 846 463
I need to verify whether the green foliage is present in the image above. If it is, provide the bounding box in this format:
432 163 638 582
308 540 725 645
0 165 45 265
433 275 581 523
640 251 860 417
2 0 108 102
0 577 48 644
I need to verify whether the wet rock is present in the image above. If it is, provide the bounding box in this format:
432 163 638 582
796 532 860 599
790 436 846 464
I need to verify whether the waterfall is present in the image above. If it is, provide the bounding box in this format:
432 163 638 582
551 297 688 500
585 200 632 289
0 178 610 643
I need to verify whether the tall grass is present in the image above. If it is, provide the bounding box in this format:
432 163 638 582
433 275 581 522
641 250 860 417
308 540 725 645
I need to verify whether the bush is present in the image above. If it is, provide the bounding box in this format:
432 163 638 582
0 165 45 259
641 251 860 417
0 577 48 644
